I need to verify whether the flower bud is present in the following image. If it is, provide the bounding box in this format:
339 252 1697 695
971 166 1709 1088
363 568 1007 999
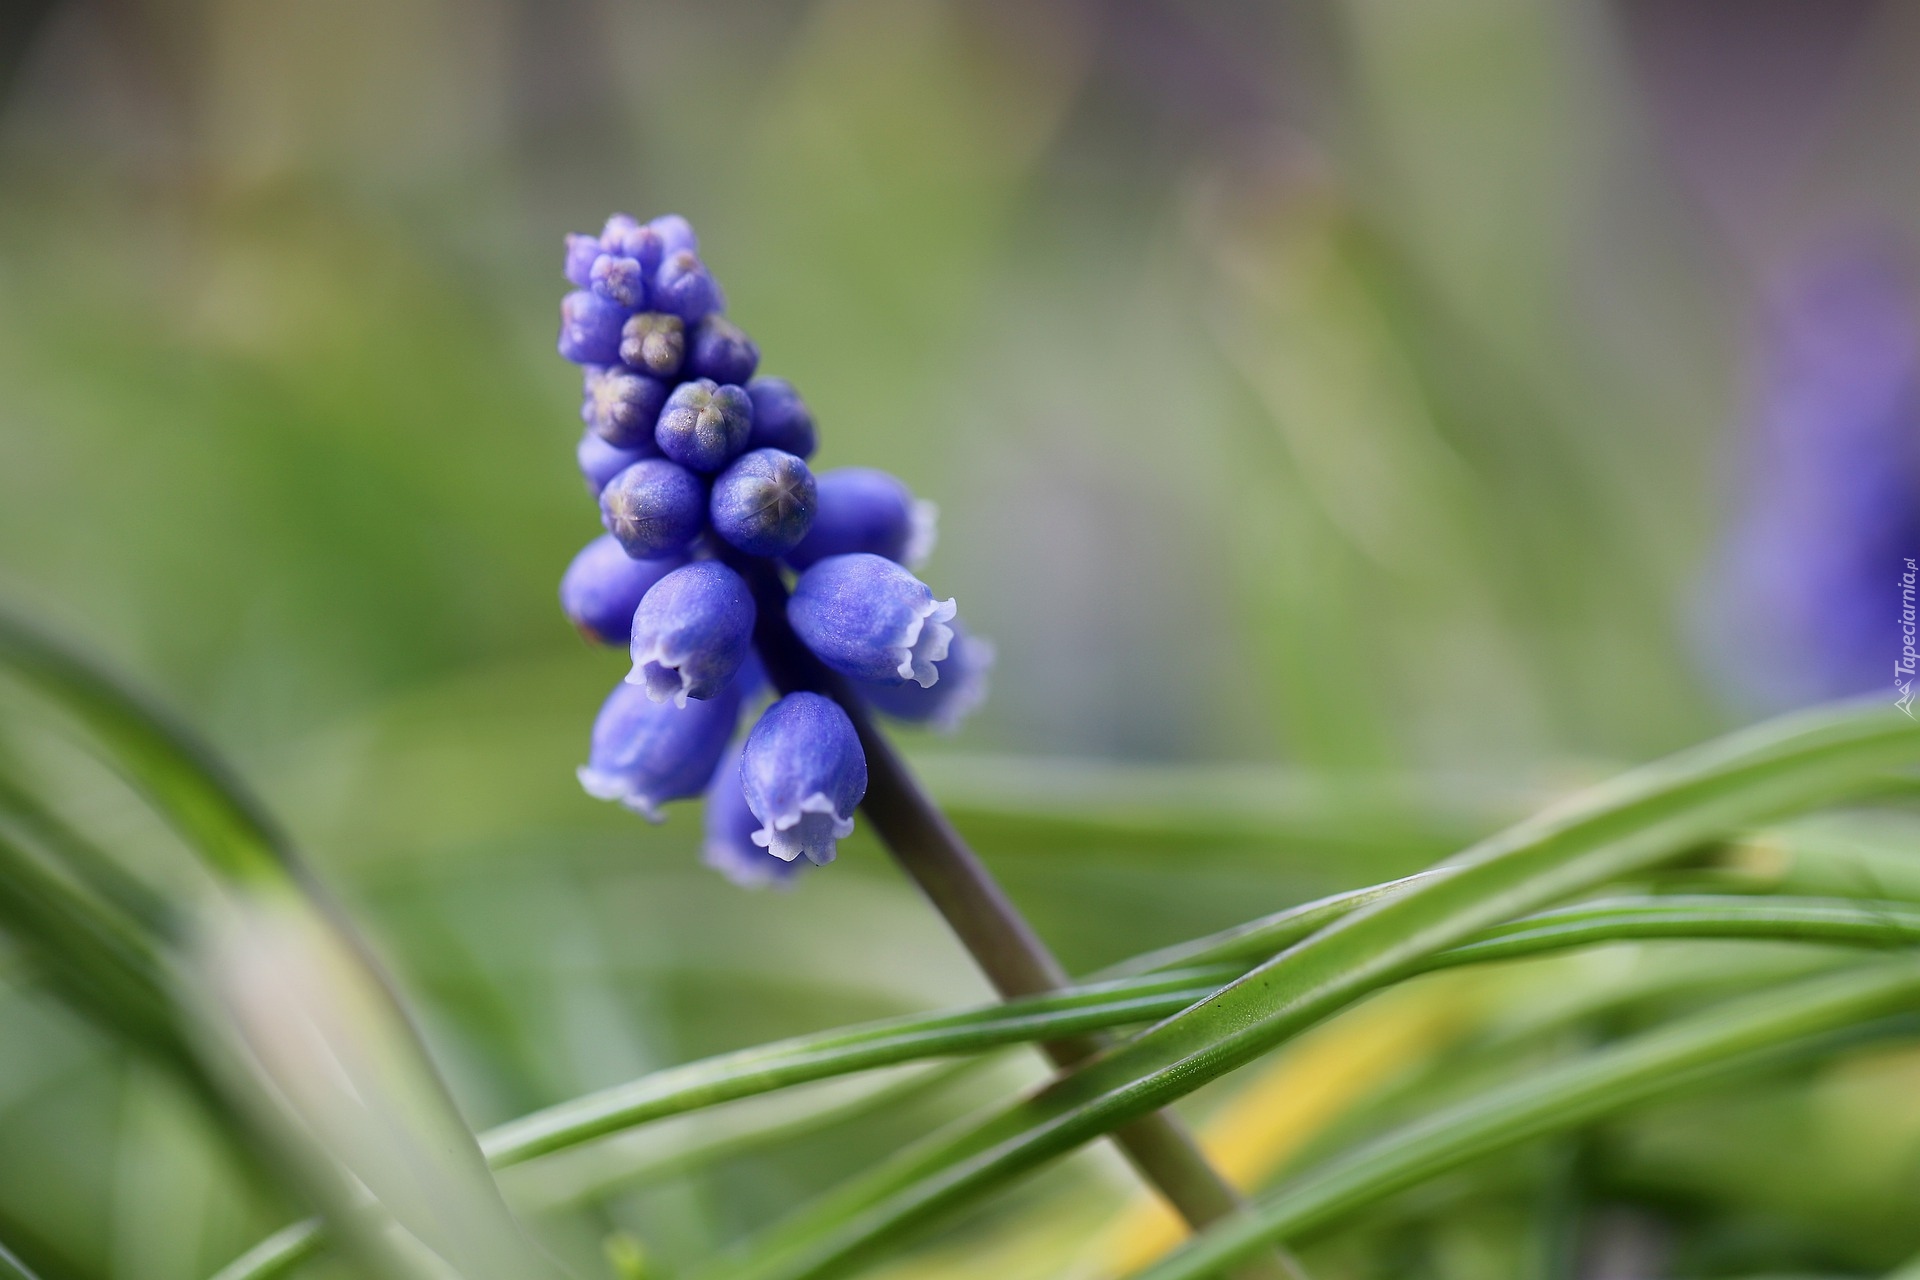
860 624 993 732
601 214 665 274
649 214 698 257
589 253 648 309
577 676 744 820
577 429 652 496
741 693 867 865
785 469 936 571
710 449 816 557
559 534 686 645
652 250 724 322
558 290 625 365
655 379 753 472
600 459 706 558
702 741 804 888
619 312 685 379
686 316 760 385
564 233 600 288
788 554 956 687
745 377 817 458
581 367 669 449
627 561 756 706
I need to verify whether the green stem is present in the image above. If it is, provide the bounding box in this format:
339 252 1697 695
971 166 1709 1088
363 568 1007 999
727 555 1295 1278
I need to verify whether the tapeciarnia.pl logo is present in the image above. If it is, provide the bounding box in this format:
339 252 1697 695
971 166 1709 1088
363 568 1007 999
1899 558 1918 718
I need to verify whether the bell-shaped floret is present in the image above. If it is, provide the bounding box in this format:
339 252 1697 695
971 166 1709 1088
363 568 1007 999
860 624 993 732
559 534 686 646
577 674 745 820
784 468 935 571
701 741 804 888
652 250 723 322
599 458 706 558
788 553 956 688
627 561 756 706
741 693 867 865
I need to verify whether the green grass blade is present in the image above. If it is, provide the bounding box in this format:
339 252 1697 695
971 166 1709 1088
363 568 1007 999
0 1240 43 1280
1133 959 1920 1280
0 605 289 885
208 884 1920 1280
707 702 1920 1280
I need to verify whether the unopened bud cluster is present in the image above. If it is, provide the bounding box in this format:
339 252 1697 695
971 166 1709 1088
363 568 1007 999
555 213 991 885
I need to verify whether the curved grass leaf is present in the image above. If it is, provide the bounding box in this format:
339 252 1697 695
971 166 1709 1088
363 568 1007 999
0 1239 43 1280
209 884 1920 1280
706 702 1920 1280
0 608 553 1279
1133 959 1920 1280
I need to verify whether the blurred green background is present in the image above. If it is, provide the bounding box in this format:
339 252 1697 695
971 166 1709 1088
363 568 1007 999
3 2 1920 1278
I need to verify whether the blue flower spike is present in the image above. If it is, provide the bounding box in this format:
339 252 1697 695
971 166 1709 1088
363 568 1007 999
627 561 756 706
711 448 817 557
599 458 706 558
861 624 994 732
578 677 744 820
620 312 686 379
560 534 686 645
652 250 724 322
581 366 669 449
687 316 760 385
577 429 652 496
656 378 753 472
741 692 868 865
745 376 817 458
788 553 957 687
558 290 626 365
555 213 986 883
786 468 936 571
702 739 804 888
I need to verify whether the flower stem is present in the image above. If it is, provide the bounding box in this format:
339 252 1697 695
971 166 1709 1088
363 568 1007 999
730 556 1297 1279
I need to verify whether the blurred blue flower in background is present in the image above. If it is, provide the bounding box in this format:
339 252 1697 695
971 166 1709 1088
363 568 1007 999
1704 240 1920 708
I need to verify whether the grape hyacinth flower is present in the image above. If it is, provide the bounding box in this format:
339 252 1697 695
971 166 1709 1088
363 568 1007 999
620 313 685 379
861 625 994 732
655 379 753 472
577 430 651 495
582 366 669 449
745 377 817 458
789 553 956 687
551 211 979 881
560 534 685 645
544 212 1275 1248
576 675 744 820
686 316 760 385
702 740 803 888
600 459 705 558
786 467 936 570
627 561 756 706
741 693 867 865
710 448 817 557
